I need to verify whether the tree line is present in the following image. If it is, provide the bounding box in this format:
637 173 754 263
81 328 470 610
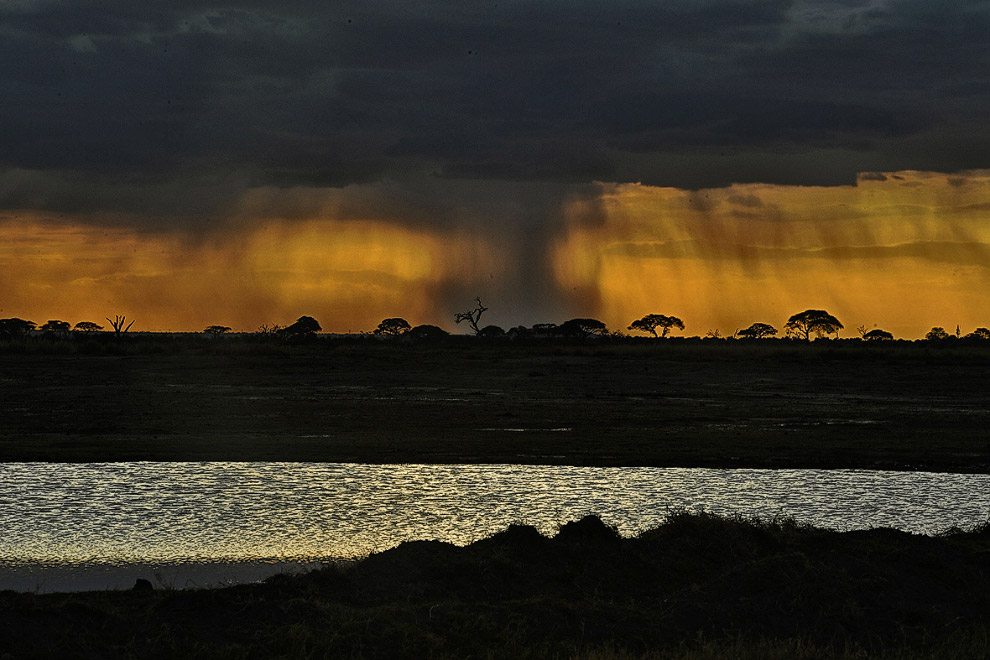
1 304 988 343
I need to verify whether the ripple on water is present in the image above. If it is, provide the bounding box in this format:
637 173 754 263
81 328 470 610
1 463 989 570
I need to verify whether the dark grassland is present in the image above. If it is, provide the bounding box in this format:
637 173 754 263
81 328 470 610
0 334 988 470
3 513 990 659
3 336 990 658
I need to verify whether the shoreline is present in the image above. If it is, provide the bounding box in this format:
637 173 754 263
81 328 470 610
4 512 990 658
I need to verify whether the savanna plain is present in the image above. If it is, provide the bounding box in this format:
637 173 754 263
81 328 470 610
2 335 990 659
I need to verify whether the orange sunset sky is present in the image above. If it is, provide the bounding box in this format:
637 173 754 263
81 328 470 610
1 169 987 339
4 2 990 338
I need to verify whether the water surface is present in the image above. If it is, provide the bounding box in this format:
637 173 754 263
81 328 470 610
2 463 988 592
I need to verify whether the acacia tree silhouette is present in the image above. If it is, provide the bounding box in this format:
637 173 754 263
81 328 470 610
863 329 894 341
454 298 488 335
279 316 321 337
628 314 684 338
204 325 231 335
736 322 777 339
41 320 71 335
374 318 411 336
557 318 607 338
784 310 842 340
0 318 34 338
73 321 103 332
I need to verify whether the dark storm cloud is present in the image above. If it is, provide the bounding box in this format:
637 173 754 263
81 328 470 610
2 0 990 217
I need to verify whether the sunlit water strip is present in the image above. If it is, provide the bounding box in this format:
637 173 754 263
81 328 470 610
1 463 989 592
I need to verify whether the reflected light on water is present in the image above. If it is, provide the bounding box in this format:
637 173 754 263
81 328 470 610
2 462 989 573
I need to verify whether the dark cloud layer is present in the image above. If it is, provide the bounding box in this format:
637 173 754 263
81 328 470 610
3 0 990 218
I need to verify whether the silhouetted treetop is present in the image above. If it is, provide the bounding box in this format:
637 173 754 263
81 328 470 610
478 325 506 338
41 320 70 335
73 321 103 332
531 323 558 337
374 318 411 336
863 329 894 341
784 309 843 340
628 314 684 338
925 326 950 341
204 325 231 335
967 327 990 340
280 316 321 337
736 322 777 339
0 318 35 338
557 318 607 338
407 324 448 341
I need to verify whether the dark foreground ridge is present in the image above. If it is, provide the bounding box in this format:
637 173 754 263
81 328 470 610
3 513 990 659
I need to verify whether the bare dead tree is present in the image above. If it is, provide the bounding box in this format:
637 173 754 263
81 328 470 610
106 315 134 336
454 297 489 335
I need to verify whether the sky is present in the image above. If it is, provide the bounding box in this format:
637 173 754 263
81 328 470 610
1 0 989 336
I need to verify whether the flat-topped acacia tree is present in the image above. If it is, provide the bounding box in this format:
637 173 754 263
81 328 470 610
374 318 411 336
279 316 321 337
204 325 231 335
628 314 684 338
736 322 777 339
784 309 843 340
557 318 607 338
0 318 35 338
863 329 894 341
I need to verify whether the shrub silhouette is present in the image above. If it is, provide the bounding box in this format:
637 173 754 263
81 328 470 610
925 326 950 341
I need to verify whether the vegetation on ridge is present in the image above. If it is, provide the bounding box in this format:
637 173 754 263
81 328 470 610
3 512 990 659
